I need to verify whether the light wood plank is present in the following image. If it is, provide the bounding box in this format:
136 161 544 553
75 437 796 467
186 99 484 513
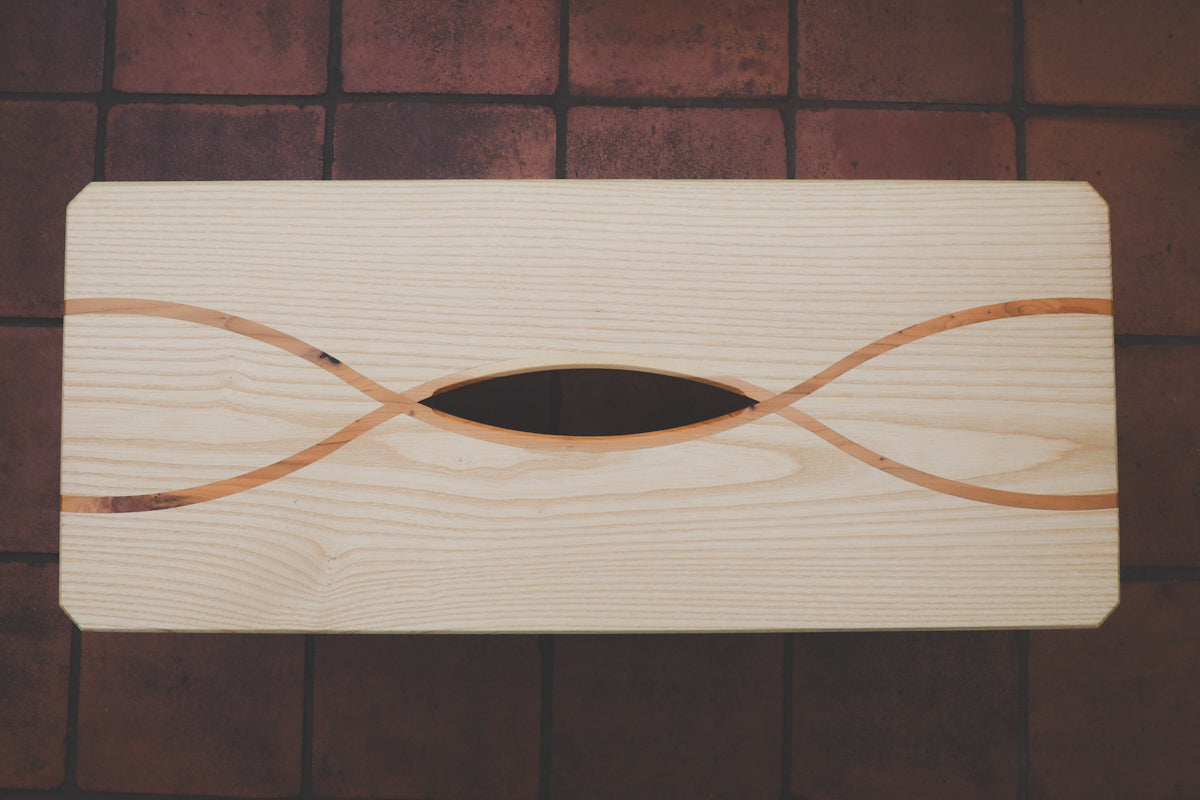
61 180 1117 631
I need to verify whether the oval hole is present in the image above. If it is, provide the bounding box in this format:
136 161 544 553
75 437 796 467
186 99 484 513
420 368 757 436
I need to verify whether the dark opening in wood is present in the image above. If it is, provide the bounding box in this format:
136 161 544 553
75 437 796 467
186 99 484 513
420 368 757 436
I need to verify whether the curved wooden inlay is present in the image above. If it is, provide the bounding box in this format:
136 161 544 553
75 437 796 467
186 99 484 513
753 298 1113 417
63 298 406 405
62 297 1117 513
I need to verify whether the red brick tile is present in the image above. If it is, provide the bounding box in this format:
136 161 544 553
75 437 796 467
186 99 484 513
791 631 1019 800
0 0 105 92
1026 0 1200 107
0 563 72 789
0 101 95 317
569 0 787 97
106 104 325 180
0 328 61 553
114 0 329 94
342 0 559 94
552 635 783 800
567 106 785 178
1029 581 1200 799
313 635 540 799
1027 118 1200 335
796 0 1012 102
1115 346 1200 567
795 109 1015 179
334 103 555 179
77 633 304 796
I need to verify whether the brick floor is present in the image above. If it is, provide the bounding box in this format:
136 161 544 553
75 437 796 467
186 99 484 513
794 109 1015 179
0 102 94 317
792 631 1020 799
313 635 541 799
567 106 786 177
0 563 72 789
114 0 329 94
1025 0 1200 107
3 4 1199 797
795 0 1013 102
570 0 787 97
342 0 559 94
1030 582 1200 799
551 635 783 800
76 633 304 796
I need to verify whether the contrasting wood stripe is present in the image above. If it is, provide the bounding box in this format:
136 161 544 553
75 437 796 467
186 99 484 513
61 297 1117 513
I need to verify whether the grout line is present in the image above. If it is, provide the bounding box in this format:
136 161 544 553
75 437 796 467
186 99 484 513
537 633 556 800
0 317 63 327
64 624 82 795
0 787 60 796
60 5 114 793
783 0 798 179
300 634 316 798
1017 630 1029 800
51 790 312 800
1116 334 1200 346
554 0 570 178
321 0 344 180
780 634 793 800
1121 566 1200 581
1021 103 1200 119
0 551 60 563
92 0 117 182
4 87 1200 117
1012 0 1027 181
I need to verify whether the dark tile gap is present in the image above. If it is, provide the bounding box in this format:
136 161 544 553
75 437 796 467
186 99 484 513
0 551 59 563
0 786 59 796
780 634 793 800
783 0 798 180
92 0 117 182
1024 104 1200 119
56 790 300 800
0 316 63 327
14 92 559 105
537 633 555 800
4 85 1200 115
300 634 315 798
1012 0 1027 181
553 0 570 180
0 92 105 101
320 0 344 181
1121 566 1200 581
6 91 1200 118
1117 334 1200 346
64 624 82 796
568 95 790 110
1017 630 1029 800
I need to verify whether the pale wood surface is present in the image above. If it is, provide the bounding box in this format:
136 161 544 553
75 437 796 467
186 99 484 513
60 180 1118 631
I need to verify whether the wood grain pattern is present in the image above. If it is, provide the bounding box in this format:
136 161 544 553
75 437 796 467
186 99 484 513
60 296 1115 512
61 180 1118 632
